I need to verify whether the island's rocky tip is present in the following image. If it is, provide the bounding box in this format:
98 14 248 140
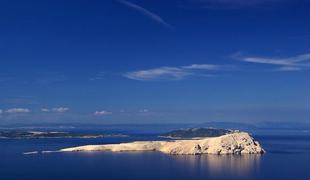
60 131 265 155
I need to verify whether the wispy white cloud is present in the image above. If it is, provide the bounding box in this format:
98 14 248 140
5 108 31 113
182 64 219 70
94 110 112 116
241 54 310 65
124 64 229 81
117 0 173 29
0 109 3 114
52 107 69 113
124 67 190 81
41 107 70 113
237 53 310 71
241 57 292 65
139 109 149 113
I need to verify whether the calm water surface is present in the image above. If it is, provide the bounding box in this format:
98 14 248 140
1 131 310 180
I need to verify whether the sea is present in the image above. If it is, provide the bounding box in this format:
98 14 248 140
1 126 310 180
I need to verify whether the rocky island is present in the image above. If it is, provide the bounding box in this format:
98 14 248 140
60 131 265 155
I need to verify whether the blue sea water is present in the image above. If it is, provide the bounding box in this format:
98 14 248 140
1 130 310 180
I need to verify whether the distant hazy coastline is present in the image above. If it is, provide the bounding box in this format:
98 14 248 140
0 130 128 139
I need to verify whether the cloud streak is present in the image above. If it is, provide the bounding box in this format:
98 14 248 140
139 109 149 113
94 110 112 116
5 108 31 113
124 67 190 81
124 64 228 81
237 53 310 71
41 107 70 113
182 64 220 70
117 0 173 29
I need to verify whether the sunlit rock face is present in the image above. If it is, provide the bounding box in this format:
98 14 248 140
60 132 265 155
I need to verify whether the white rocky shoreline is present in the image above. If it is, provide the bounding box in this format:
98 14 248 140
60 132 265 155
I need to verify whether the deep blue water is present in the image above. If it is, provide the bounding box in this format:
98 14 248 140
1 131 310 180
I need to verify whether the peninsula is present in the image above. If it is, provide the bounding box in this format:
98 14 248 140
60 132 265 155
0 130 127 139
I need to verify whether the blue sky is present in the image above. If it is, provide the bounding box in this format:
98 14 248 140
0 0 310 125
